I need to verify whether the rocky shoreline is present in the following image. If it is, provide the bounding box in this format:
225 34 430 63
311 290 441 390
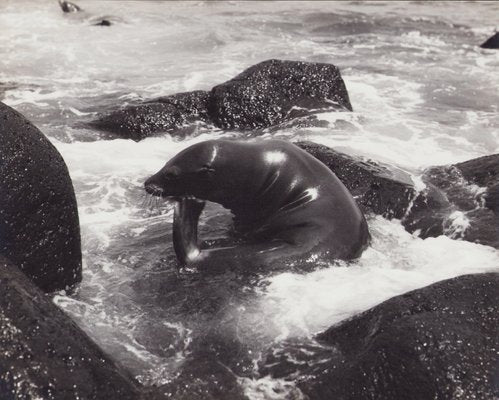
1 57 498 399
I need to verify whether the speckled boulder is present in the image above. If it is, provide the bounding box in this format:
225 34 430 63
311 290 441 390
480 32 499 49
275 273 498 400
208 59 352 130
0 102 82 292
90 90 211 141
0 256 143 400
296 141 415 219
403 154 499 248
91 60 352 140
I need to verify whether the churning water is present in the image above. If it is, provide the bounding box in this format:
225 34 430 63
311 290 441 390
1 0 498 397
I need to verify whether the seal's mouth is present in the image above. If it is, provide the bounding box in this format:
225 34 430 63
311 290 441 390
144 182 164 197
144 183 203 203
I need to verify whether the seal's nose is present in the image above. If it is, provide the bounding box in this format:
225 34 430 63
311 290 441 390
144 182 164 196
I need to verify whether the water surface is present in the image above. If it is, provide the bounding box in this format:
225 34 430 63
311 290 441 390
1 1 498 397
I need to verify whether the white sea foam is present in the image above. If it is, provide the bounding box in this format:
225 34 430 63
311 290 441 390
239 376 306 400
246 217 499 340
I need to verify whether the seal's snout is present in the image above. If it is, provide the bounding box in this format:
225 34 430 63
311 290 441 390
144 182 164 197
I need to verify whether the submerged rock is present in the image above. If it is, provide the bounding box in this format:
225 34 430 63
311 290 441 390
90 91 211 141
403 154 499 248
296 141 415 219
208 59 352 130
0 256 143 400
156 358 247 400
0 101 82 292
90 60 352 140
0 82 17 101
263 273 498 400
480 32 499 49
94 19 112 26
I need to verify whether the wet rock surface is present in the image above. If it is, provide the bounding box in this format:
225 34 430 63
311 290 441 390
262 273 499 400
0 256 143 400
91 60 352 140
298 141 499 248
296 141 415 219
480 32 499 49
0 101 82 292
208 59 352 130
403 154 499 248
157 361 247 400
90 91 211 141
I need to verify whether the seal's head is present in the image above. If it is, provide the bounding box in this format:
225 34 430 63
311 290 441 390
144 140 223 201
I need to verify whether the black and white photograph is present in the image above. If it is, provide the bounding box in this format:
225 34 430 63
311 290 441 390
0 1 498 399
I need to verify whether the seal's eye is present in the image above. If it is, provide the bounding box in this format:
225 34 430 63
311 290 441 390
164 166 181 179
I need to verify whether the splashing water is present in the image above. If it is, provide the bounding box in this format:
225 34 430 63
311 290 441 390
1 0 498 398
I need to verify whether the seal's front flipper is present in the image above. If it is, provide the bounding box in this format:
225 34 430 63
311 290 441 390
173 197 205 266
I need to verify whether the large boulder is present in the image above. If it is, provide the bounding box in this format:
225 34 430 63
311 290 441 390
403 154 499 248
296 141 415 219
0 256 144 400
480 32 499 49
90 91 211 141
208 59 352 130
263 273 499 400
91 60 352 140
0 101 82 292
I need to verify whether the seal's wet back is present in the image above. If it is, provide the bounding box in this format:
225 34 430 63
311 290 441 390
145 139 370 271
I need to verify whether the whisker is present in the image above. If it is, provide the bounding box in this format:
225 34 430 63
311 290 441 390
140 193 149 208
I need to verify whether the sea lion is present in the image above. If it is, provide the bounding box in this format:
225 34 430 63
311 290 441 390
144 139 369 271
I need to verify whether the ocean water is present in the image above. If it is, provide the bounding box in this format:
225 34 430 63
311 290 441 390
1 0 498 397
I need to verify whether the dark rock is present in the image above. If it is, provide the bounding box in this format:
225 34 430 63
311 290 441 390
59 0 81 13
296 141 415 219
154 328 253 400
0 101 82 292
480 32 499 49
208 59 352 130
156 358 247 400
401 180 450 238
285 273 498 400
403 154 499 248
0 256 143 400
485 182 499 213
296 142 499 247
94 19 112 26
455 153 499 187
90 91 211 141
90 60 352 140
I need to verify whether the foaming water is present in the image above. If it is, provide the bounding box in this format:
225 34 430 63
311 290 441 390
250 217 499 341
2 1 499 398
